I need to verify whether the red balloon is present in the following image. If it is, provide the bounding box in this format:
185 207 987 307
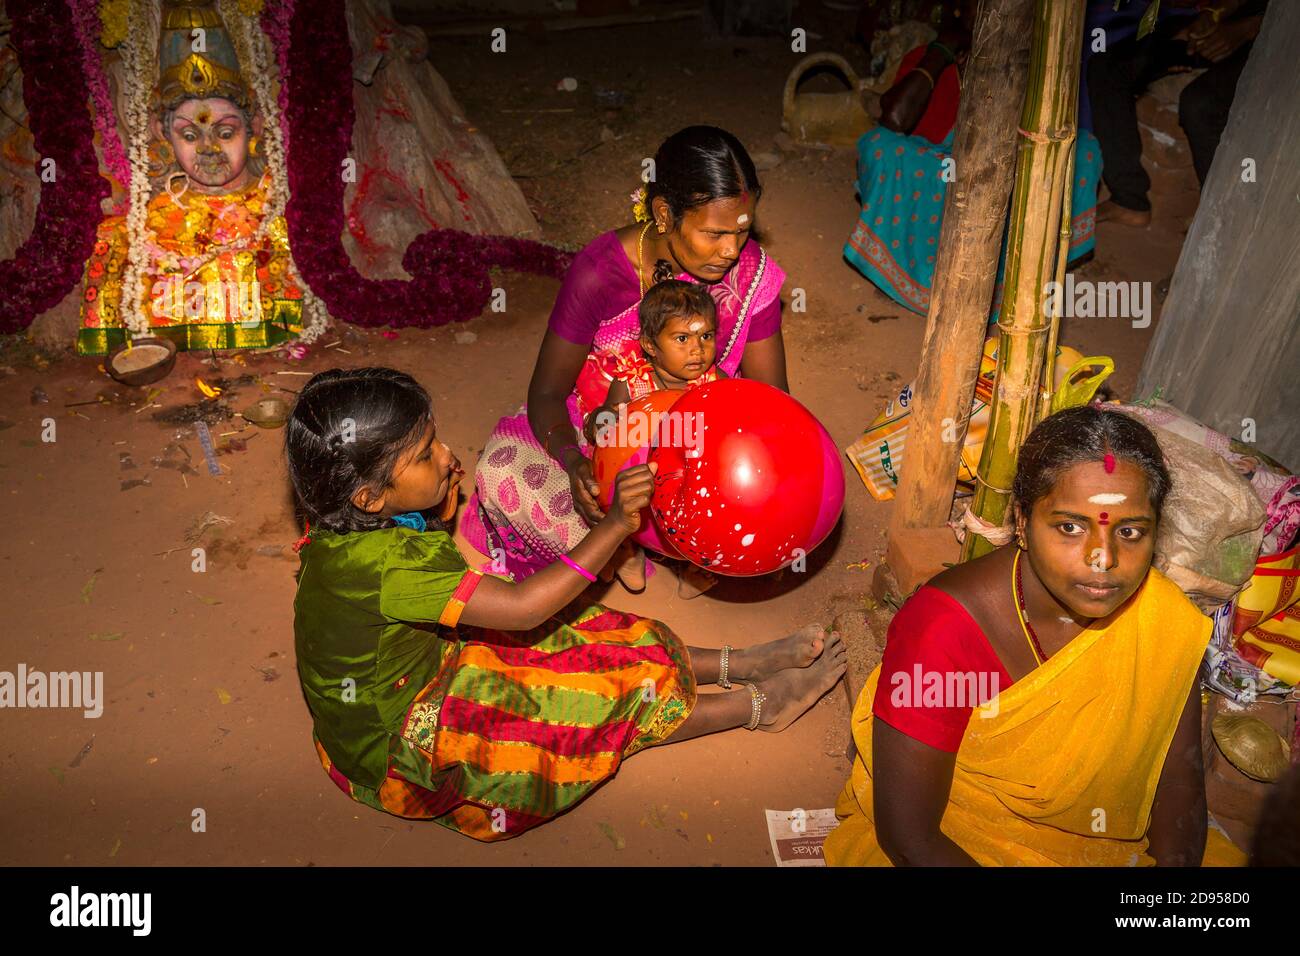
650 379 844 576
591 390 682 556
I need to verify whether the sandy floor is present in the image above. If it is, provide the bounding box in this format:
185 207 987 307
0 11 1202 865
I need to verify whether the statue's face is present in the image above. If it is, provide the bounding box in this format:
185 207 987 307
165 98 252 192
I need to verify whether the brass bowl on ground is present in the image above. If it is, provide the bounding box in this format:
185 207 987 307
241 396 291 429
1212 713 1291 783
105 337 178 386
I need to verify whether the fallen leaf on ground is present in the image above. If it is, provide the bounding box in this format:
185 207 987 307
48 767 64 784
215 687 232 705
109 837 122 858
69 736 95 768
597 821 625 850
88 632 123 642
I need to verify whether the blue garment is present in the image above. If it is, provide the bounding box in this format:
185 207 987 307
390 511 427 532
843 126 1103 316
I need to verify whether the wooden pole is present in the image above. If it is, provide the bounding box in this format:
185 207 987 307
962 0 1085 561
888 0 1036 540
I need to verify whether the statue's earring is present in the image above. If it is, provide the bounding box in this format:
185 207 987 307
151 139 176 166
248 135 260 157
657 219 666 234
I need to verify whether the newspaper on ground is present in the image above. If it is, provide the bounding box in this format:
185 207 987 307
765 807 838 867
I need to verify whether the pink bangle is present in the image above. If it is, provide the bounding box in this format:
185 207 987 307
559 554 597 582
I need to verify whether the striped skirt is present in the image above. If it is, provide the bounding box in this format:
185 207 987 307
316 602 697 840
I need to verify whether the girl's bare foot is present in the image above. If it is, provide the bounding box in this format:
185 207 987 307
756 633 847 733
730 624 826 683
1096 199 1151 227
614 543 646 592
676 562 716 600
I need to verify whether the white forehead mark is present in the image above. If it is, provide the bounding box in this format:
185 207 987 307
736 213 750 225
1088 493 1127 505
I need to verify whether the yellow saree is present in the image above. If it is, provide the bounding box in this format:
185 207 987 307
825 568 1243 866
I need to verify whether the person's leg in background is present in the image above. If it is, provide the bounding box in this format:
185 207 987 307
1088 23 1198 223
1178 41 1253 186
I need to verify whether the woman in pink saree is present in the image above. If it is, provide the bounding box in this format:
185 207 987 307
463 126 789 589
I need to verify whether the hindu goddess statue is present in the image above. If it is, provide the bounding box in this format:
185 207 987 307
77 0 312 354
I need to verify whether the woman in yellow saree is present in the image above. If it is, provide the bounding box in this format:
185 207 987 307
825 406 1245 866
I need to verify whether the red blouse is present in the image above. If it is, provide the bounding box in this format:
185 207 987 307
872 586 1013 752
896 46 962 146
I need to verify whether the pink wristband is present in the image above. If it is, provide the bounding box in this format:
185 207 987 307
559 554 597 582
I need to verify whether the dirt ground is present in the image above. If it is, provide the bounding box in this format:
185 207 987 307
0 9 1206 866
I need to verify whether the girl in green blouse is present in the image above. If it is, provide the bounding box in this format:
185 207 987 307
288 367 846 840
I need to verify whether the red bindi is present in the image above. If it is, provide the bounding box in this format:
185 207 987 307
1098 512 1110 525
1103 453 1116 474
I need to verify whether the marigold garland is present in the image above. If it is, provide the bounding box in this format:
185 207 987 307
98 0 129 48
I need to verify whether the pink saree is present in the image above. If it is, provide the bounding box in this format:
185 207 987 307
463 235 785 580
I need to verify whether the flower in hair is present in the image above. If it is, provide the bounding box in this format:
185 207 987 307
630 187 650 224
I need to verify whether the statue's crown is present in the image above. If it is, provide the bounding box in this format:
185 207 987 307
158 0 249 110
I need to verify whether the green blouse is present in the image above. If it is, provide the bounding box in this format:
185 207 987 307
294 527 472 788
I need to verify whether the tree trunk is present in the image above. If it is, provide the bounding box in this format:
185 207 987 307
962 0 1086 561
887 0 1036 539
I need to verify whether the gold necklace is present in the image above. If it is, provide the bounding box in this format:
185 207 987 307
1012 549 1049 666
636 221 653 295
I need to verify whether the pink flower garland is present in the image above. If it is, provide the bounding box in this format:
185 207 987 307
261 0 294 156
69 0 132 191
282 0 572 329
0 0 111 333
0 0 568 336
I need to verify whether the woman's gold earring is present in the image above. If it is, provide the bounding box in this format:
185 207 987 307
248 135 260 157
657 221 666 234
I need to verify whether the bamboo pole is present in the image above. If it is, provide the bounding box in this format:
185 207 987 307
888 0 1037 538
961 0 1085 562
1039 143 1076 422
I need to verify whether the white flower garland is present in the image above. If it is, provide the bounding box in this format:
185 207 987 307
220 0 329 344
118 0 160 338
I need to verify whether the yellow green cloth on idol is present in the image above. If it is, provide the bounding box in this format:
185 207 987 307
824 569 1247 866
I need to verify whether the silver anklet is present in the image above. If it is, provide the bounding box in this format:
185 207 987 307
738 680 765 730
719 644 733 689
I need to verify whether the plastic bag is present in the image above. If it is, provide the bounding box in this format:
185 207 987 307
846 340 1111 501
1137 418 1266 611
